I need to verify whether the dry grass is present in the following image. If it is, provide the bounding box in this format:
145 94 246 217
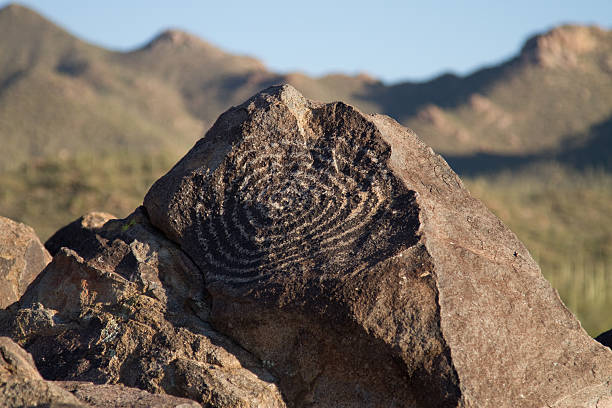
545 257 611 336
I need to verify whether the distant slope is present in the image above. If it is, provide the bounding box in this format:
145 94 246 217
378 25 612 157
1 4 610 171
0 4 203 171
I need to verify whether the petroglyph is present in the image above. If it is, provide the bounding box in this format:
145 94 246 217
191 103 419 283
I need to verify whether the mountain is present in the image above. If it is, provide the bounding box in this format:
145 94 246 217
0 4 203 171
1 4 611 170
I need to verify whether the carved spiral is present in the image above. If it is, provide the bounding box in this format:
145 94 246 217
194 108 418 284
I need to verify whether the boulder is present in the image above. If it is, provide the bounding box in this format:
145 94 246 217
0 336 86 407
4 208 285 407
0 216 51 309
0 336 201 407
57 381 201 407
45 211 116 256
143 85 612 407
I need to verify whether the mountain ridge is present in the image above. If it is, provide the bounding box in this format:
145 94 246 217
1 3 610 168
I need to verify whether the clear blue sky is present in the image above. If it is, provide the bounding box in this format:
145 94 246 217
4 1 612 83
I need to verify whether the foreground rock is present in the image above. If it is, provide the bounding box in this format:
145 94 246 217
143 85 612 407
57 381 200 407
0 216 51 309
0 336 85 407
3 208 285 407
0 336 200 407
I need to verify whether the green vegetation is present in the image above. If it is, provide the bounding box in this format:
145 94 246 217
0 152 177 239
465 164 612 336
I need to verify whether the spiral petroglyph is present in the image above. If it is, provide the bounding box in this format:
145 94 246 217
192 103 419 283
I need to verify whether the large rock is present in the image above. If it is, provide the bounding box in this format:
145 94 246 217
57 381 201 407
0 216 51 309
4 208 285 407
144 85 612 407
0 336 86 407
0 336 201 407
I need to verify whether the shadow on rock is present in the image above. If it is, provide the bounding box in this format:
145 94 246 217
1 207 286 408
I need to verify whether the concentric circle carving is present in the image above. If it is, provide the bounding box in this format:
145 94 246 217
194 106 419 283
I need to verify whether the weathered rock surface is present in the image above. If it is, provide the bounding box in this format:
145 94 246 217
143 85 612 407
57 381 201 407
3 208 285 407
0 336 201 407
45 211 116 257
0 336 86 407
0 216 51 309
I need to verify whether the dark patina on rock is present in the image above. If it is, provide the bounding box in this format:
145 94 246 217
144 85 612 407
0 336 201 407
0 336 86 407
44 211 116 257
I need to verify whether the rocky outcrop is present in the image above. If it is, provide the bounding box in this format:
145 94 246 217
3 85 611 407
45 211 116 256
142 85 612 407
0 336 201 407
520 25 603 68
0 216 51 309
4 208 285 407
57 381 201 407
0 336 86 407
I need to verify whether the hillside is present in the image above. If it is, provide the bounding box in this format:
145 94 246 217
0 4 203 171
0 4 611 334
1 4 611 169
392 25 612 157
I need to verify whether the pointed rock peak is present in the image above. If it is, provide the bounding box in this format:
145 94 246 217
0 2 79 47
138 28 267 70
143 28 220 53
255 84 309 112
0 2 33 14
0 3 51 22
152 29 200 46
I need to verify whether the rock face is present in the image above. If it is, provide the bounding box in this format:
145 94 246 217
0 216 51 309
57 381 201 407
0 336 86 407
0 336 201 407
144 85 612 407
4 208 285 407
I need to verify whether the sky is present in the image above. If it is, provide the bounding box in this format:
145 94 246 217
4 1 612 83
